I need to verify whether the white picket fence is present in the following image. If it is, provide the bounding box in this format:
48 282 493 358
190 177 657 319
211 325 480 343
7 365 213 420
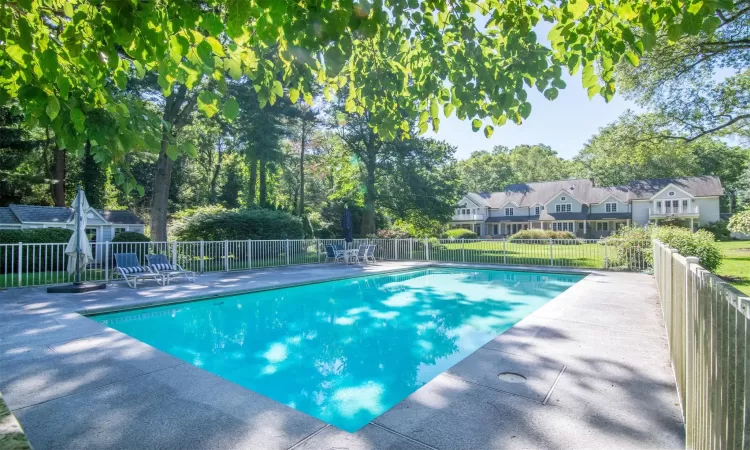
654 240 750 449
0 238 651 289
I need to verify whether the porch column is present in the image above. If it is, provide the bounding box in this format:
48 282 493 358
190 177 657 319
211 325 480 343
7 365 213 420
690 218 694 232
583 220 587 235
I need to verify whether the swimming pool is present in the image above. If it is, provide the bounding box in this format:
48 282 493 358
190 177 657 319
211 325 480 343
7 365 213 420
93 268 583 431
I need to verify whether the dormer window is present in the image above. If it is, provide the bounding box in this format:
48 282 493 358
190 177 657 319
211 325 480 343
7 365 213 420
534 206 541 215
605 202 617 213
505 207 514 216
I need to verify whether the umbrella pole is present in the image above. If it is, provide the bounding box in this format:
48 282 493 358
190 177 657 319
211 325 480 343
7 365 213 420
75 186 81 285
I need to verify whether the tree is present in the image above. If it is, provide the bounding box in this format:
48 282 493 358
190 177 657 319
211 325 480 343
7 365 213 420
616 5 750 140
728 210 750 234
2 0 735 176
457 144 574 192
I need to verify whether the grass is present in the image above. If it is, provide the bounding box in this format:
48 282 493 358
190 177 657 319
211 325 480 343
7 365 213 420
715 241 750 295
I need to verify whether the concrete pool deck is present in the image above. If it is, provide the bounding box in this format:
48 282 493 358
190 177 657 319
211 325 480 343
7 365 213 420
0 263 684 449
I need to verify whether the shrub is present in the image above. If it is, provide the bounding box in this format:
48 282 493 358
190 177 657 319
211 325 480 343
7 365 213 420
605 225 653 270
699 220 731 241
375 227 412 239
653 226 722 272
728 210 750 235
0 228 74 272
508 229 576 240
442 228 478 240
171 208 304 241
111 231 150 243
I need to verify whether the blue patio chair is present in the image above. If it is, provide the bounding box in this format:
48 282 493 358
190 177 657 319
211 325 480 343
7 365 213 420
325 245 345 263
114 253 165 288
146 254 195 284
364 245 377 264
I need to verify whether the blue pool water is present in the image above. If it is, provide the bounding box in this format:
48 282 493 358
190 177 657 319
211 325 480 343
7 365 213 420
93 268 582 431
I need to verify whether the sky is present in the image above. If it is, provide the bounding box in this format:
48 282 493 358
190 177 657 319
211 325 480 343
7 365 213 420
427 75 640 161
426 20 642 161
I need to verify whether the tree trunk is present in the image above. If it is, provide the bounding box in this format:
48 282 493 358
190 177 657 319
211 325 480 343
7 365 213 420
298 124 307 216
209 137 223 204
258 156 267 207
247 153 257 205
361 150 377 235
50 145 66 207
150 84 193 241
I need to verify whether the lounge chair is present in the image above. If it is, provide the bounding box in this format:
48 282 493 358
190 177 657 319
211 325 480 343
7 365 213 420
146 254 195 284
325 245 345 263
114 253 165 288
364 245 377 263
354 244 368 263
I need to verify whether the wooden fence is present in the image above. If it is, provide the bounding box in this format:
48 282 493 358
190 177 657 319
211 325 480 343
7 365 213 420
654 240 749 449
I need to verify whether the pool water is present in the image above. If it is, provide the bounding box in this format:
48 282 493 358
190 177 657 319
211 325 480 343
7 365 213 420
93 268 582 431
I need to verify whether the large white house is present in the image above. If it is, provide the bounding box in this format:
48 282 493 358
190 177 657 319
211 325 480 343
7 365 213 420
0 204 145 243
451 176 724 238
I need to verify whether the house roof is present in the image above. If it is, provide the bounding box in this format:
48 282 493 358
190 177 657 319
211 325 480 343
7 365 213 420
466 176 723 208
587 212 633 220
0 205 143 225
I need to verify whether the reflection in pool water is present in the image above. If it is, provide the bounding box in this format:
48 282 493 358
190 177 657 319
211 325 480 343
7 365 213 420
94 268 582 431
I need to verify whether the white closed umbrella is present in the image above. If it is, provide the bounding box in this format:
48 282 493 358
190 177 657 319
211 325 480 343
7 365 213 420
65 187 93 278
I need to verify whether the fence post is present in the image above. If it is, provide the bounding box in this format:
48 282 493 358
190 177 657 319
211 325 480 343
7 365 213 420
199 240 205 273
604 240 609 269
462 239 465 263
549 238 553 266
172 241 177 266
17 242 22 286
425 237 430 261
503 239 507 265
247 239 253 269
410 238 413 260
286 239 290 266
104 241 109 282
224 240 229 272
395 240 399 261
316 239 320 264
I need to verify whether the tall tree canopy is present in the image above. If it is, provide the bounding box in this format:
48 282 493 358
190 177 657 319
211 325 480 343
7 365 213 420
1 0 736 167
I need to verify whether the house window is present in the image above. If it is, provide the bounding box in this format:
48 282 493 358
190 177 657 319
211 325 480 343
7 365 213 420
493 224 499 235
534 206 541 215
668 191 675 196
597 222 609 231
552 222 573 231
605 202 617 213
560 196 567 201
682 199 688 210
578 222 584 230
555 204 572 213
505 207 514 216
114 227 127 237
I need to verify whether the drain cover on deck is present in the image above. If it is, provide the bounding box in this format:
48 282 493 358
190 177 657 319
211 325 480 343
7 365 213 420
498 372 527 383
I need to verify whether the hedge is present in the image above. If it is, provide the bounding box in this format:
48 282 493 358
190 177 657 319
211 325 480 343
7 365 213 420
112 231 150 243
653 226 722 272
0 228 74 272
171 208 304 241
606 225 653 270
442 229 478 240
508 229 577 240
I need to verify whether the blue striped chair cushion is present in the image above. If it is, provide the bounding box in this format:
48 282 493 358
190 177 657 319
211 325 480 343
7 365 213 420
120 266 146 274
151 263 174 271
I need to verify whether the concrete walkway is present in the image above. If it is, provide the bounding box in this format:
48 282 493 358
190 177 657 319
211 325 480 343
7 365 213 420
0 263 684 449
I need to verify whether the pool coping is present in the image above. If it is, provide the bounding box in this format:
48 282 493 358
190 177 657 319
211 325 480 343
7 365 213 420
78 263 594 316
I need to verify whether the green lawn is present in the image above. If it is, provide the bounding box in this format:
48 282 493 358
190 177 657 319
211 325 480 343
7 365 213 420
715 241 750 295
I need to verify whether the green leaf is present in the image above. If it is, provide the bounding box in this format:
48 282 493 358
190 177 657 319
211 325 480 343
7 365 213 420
132 61 145 79
444 103 455 118
272 80 284 97
63 2 74 17
543 88 559 101
641 32 657 51
702 16 722 34
58 77 69 99
687 1 704 14
624 51 640 67
46 96 60 120
418 121 428 135
519 102 532 119
667 24 682 42
39 49 58 80
182 142 198 158
6 45 27 67
197 91 220 117
587 85 601 99
200 13 224 36
483 125 494 138
222 97 239 121
303 92 313 106
196 41 214 67
430 100 439 120
166 144 180 160
289 88 300 104
567 0 589 19
616 3 637 20
71 108 85 132
471 119 482 132
225 59 242 80
582 65 598 88
169 36 189 63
